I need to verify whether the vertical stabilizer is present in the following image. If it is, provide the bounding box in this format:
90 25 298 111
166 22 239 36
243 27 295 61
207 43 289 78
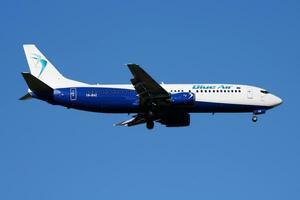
23 44 87 88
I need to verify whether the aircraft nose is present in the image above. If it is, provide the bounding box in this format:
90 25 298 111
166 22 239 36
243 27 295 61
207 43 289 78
273 95 283 106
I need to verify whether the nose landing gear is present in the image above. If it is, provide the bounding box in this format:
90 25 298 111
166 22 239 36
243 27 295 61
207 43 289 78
252 109 266 123
252 115 258 122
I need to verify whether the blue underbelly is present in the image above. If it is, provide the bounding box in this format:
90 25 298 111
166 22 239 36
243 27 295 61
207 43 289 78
54 87 140 113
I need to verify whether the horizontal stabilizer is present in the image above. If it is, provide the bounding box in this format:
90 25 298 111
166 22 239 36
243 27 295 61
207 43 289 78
19 93 32 100
21 72 53 93
21 72 53 99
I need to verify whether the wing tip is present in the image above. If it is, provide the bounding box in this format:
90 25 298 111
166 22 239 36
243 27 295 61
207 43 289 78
113 123 128 127
126 63 139 67
23 44 36 49
19 93 32 100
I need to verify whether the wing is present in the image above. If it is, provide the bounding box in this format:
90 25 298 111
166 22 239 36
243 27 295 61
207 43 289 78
114 114 147 127
124 64 190 128
127 64 170 106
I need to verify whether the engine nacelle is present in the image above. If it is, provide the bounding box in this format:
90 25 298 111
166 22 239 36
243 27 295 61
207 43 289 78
171 92 195 106
159 113 190 127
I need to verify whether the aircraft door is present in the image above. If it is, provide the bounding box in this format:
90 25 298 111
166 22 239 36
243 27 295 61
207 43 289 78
70 88 77 101
260 92 266 102
247 89 253 99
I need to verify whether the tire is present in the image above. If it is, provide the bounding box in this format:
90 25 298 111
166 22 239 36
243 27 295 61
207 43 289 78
146 121 154 130
252 116 258 122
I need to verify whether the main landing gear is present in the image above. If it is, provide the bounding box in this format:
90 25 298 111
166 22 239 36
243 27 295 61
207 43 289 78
146 121 154 130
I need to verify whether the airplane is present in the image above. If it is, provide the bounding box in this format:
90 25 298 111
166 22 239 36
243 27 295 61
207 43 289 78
20 45 283 129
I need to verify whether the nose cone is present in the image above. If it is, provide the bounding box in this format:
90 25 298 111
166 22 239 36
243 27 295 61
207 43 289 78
272 95 283 107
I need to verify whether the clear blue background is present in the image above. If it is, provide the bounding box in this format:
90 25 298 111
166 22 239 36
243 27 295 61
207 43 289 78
1 0 299 199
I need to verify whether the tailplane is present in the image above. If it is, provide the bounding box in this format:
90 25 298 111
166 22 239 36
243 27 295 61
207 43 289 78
20 72 54 100
19 93 32 100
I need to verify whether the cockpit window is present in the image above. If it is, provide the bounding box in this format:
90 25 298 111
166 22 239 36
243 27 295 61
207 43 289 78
260 90 269 94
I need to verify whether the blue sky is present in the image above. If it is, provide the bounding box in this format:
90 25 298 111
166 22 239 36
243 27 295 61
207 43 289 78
1 0 300 199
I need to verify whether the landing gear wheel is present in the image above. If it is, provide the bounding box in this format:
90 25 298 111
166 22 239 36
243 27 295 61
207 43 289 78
252 115 258 123
146 121 154 130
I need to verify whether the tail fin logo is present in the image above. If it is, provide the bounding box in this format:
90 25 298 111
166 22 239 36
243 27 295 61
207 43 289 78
31 54 47 77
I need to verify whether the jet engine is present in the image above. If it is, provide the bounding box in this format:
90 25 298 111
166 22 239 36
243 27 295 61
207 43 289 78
170 92 195 106
158 113 190 127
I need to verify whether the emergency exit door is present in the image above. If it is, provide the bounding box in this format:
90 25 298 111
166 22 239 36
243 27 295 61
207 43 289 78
247 89 253 99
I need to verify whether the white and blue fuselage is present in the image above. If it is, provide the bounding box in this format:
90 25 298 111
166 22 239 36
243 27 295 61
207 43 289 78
48 83 281 114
